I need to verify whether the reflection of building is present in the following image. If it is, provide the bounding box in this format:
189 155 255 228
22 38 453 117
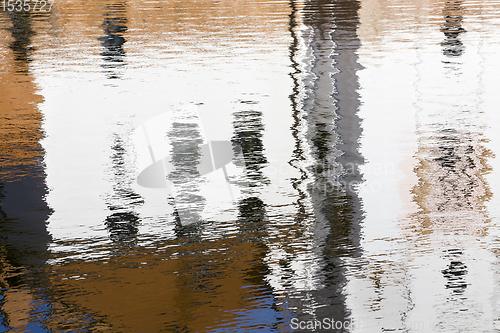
264 0 365 322
411 129 492 236
33 0 292 328
403 2 493 330
339 0 498 330
0 10 51 331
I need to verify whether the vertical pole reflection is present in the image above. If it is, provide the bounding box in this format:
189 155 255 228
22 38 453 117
98 0 128 80
283 0 364 323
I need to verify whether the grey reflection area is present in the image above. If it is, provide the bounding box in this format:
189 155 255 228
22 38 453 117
104 135 144 245
287 0 364 321
441 0 465 58
232 107 269 188
168 122 205 226
98 1 127 79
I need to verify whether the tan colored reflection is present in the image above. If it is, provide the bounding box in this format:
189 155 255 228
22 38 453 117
410 134 492 236
48 238 269 331
0 248 32 328
357 0 489 46
49 0 289 59
0 15 43 180
0 10 42 329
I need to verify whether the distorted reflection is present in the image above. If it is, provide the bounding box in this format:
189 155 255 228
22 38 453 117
1 0 500 330
168 121 205 226
404 1 493 329
280 0 364 322
442 249 468 295
99 1 128 79
0 10 52 331
231 106 269 189
441 0 466 57
6 11 34 72
105 135 143 245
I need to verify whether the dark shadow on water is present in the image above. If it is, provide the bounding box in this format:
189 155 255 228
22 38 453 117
6 10 34 73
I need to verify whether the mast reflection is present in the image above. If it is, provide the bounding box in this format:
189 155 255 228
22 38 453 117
283 0 364 322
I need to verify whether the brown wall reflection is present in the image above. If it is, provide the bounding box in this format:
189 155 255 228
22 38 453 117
0 9 51 330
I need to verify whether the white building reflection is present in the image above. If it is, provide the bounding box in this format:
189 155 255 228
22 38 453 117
347 0 500 331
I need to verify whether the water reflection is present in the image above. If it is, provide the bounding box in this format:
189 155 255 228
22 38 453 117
99 1 128 79
168 121 205 226
441 0 466 58
282 0 364 323
0 10 52 330
2 0 500 330
442 249 468 295
232 105 269 189
6 10 34 72
105 135 143 245
403 1 493 329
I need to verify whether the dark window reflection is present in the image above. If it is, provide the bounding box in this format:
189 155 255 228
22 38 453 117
442 249 468 295
105 135 143 245
168 122 205 227
231 107 270 188
98 1 128 79
441 0 466 57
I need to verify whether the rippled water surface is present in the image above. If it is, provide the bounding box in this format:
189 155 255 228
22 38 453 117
1 0 500 331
